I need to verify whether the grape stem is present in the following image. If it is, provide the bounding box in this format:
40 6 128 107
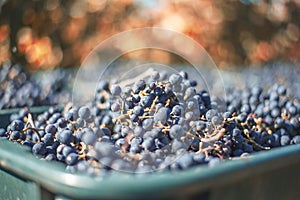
21 127 42 142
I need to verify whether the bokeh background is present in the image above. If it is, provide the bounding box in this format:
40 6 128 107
0 0 299 70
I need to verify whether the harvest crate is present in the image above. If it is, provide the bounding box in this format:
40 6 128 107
1 109 300 200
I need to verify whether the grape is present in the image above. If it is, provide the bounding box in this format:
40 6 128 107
64 108 78 121
205 109 218 121
132 80 146 93
10 120 25 131
82 130 97 145
132 95 141 103
192 153 205 164
171 139 186 152
267 134 280 147
10 131 21 140
211 115 223 126
142 138 156 151
288 106 297 116
62 146 76 157
243 143 254 153
280 135 291 146
97 81 110 92
57 118 67 128
150 71 160 81
142 118 154 131
58 130 73 145
184 87 196 99
101 128 112 136
134 126 144 137
208 157 221 167
141 95 153 108
78 106 91 120
133 105 144 116
110 84 122 96
43 133 54 146
277 85 287 96
154 86 163 96
94 142 116 157
270 108 280 118
169 125 184 139
233 149 244 157
154 107 169 124
45 154 57 161
291 136 300 144
102 115 112 126
110 102 121 112
179 70 188 79
251 86 263 96
130 144 142 153
176 152 194 169
169 74 182 86
66 153 79 165
237 112 247 123
75 118 85 128
115 138 125 148
185 111 195 122
32 142 47 156
0 128 7 137
241 104 251 114
290 117 300 129
45 124 57 134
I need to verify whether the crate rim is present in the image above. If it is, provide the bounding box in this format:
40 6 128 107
1 139 300 199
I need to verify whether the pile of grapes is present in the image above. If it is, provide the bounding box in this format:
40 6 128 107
1 66 300 175
0 62 71 109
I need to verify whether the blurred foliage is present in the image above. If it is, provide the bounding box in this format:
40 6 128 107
0 0 299 70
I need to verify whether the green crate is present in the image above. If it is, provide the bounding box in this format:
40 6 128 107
1 108 300 200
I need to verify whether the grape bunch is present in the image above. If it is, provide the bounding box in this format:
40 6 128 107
0 61 71 109
1 68 300 175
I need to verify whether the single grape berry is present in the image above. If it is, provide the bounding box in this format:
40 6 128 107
10 120 25 131
110 84 122 96
32 142 47 156
58 130 74 145
78 106 91 120
169 125 184 139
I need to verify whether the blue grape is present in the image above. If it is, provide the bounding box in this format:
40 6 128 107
133 105 144 116
280 135 291 146
65 153 79 165
78 106 91 119
58 129 73 145
45 124 57 134
43 133 54 146
110 84 122 96
169 125 184 139
32 142 47 156
154 107 170 124
45 154 57 161
111 102 121 112
62 146 76 157
10 120 25 131
0 128 7 137
10 131 21 140
169 74 182 86
205 109 218 121
142 118 154 131
82 130 97 145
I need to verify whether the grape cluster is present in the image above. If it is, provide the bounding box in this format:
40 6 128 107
1 68 300 175
0 62 70 109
